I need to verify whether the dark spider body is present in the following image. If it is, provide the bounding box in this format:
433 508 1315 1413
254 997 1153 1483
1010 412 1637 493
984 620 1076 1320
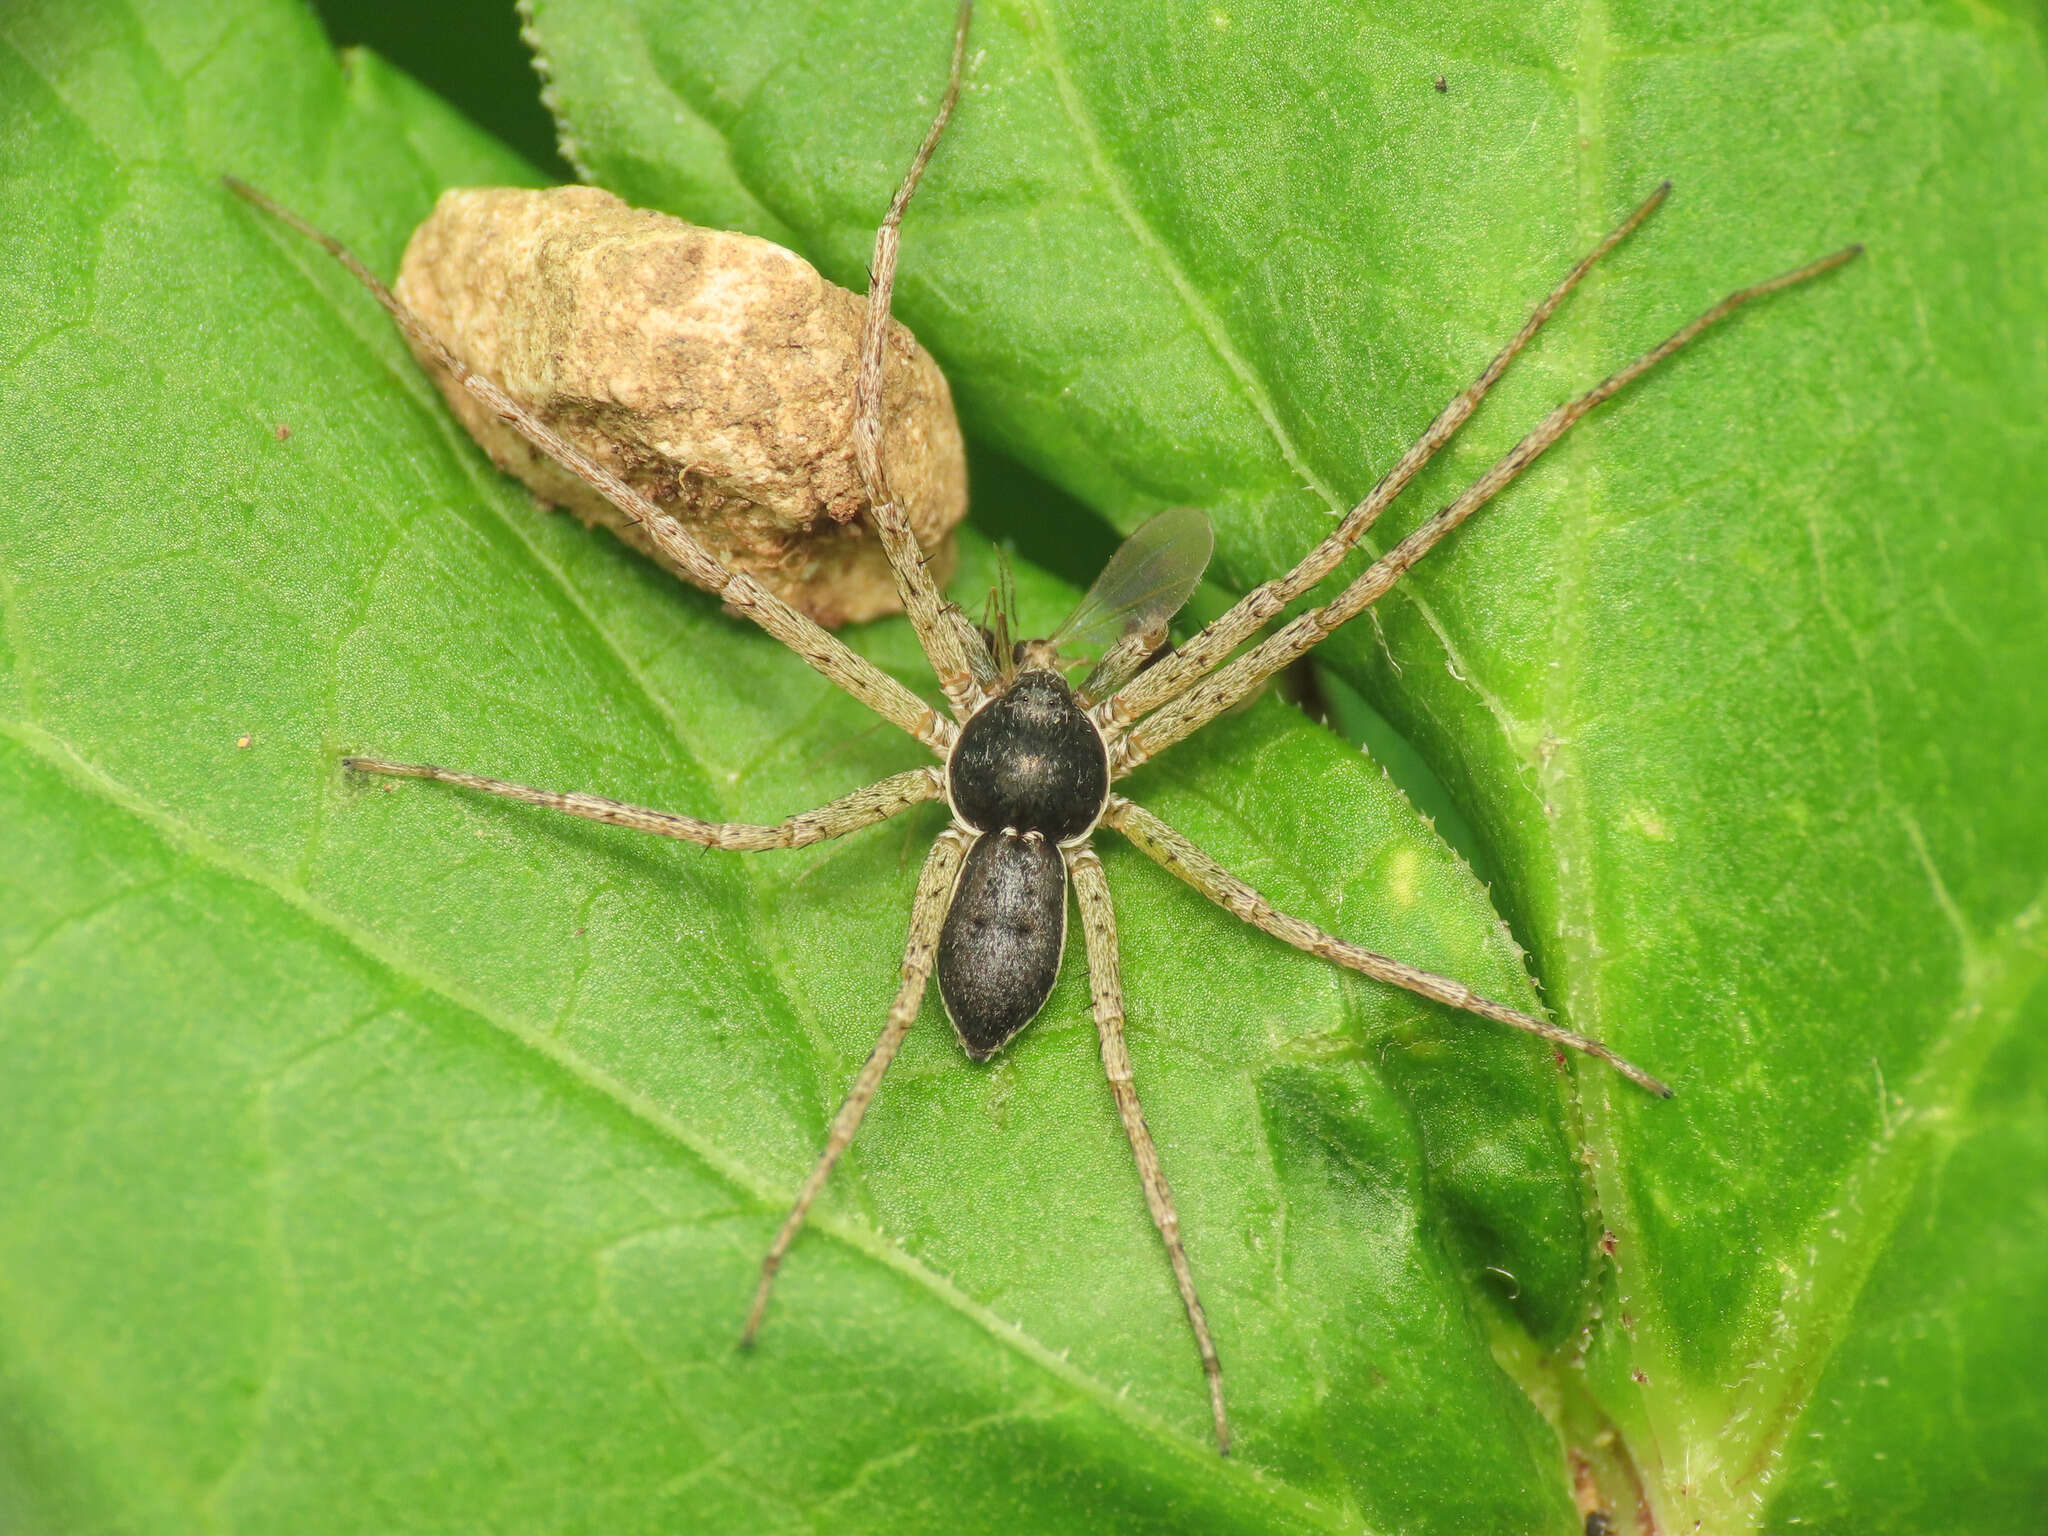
936 831 1068 1058
945 667 1108 840
939 666 1109 1057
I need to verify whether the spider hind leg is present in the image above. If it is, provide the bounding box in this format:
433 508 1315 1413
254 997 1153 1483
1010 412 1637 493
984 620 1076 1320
741 828 970 1345
1069 845 1232 1455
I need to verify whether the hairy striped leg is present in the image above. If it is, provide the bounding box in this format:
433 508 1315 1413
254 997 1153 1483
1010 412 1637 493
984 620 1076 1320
1105 797 1672 1097
342 759 943 851
1113 242 1862 775
225 178 956 759
1073 618 1170 708
850 0 996 714
1097 182 1674 736
742 827 972 1343
1068 846 1231 1455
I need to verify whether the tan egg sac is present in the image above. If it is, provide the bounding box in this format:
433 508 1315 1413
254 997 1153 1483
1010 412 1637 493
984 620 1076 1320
393 186 968 627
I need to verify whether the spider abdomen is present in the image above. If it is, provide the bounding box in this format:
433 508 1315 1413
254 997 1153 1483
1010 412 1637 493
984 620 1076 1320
936 831 1068 1060
946 668 1109 842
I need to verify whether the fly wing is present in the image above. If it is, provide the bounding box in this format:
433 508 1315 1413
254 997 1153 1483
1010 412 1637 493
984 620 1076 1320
1046 506 1214 660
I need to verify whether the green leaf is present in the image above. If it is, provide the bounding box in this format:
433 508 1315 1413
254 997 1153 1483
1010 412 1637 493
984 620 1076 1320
525 0 2048 1528
1 6 2042 1536
1 3 1593 1533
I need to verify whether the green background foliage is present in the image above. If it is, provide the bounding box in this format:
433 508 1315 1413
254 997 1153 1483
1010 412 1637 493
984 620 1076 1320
1 0 2043 1531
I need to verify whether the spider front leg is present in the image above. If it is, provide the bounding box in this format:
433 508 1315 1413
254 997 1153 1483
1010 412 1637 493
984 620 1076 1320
850 0 997 715
1097 182 1674 736
1073 618 1171 709
1113 240 1861 774
742 826 972 1344
224 178 956 759
1067 845 1231 1455
342 759 943 851
1104 797 1672 1097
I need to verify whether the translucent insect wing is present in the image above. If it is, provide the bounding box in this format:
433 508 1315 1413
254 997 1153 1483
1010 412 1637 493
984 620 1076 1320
1048 506 1214 659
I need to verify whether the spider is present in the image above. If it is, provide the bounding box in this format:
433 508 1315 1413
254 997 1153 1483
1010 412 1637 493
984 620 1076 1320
229 2 1857 1458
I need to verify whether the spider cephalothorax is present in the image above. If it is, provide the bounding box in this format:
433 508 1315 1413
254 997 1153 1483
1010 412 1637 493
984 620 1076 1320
945 667 1109 845
234 0 1856 1459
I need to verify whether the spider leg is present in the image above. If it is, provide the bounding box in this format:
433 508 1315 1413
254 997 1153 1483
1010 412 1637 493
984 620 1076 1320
1112 241 1861 776
224 178 956 760
342 759 942 851
851 0 997 715
1104 796 1672 1097
1098 183 1673 735
741 826 971 1344
1073 618 1170 709
1068 845 1231 1456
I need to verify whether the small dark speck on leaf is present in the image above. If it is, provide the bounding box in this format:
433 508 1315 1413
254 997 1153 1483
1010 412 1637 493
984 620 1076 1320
1585 1514 1615 1536
1631 1367 1650 1385
274 423 291 441
1599 1229 1619 1256
1433 73 1447 92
